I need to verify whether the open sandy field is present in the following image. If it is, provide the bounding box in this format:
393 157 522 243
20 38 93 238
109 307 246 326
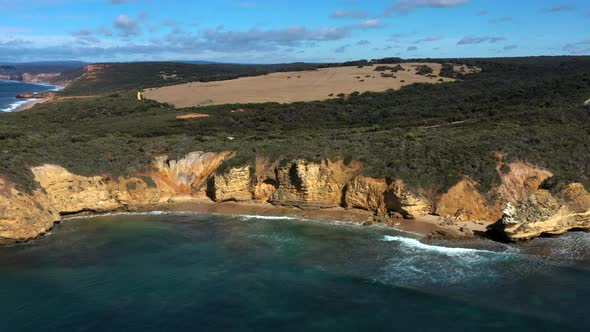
144 63 468 108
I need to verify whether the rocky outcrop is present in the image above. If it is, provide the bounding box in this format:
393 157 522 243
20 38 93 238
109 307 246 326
386 180 432 218
0 152 234 243
345 176 388 215
0 177 56 244
32 165 121 215
344 177 431 218
152 151 231 199
496 161 552 204
271 160 361 209
31 165 161 215
436 178 500 221
207 166 253 202
16 92 55 99
501 184 590 241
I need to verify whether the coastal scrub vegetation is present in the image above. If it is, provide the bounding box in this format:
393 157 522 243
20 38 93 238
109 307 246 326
1 56 589 197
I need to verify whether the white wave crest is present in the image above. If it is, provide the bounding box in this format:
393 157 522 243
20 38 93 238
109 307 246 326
0 100 29 112
62 211 185 220
236 214 301 221
382 235 498 256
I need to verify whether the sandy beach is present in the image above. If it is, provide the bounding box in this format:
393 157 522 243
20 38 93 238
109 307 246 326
148 199 488 238
15 97 52 112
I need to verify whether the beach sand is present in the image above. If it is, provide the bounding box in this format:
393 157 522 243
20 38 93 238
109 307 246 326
158 199 485 238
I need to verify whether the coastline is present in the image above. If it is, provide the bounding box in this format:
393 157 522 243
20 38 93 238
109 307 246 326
38 199 487 246
14 97 53 112
0 80 63 113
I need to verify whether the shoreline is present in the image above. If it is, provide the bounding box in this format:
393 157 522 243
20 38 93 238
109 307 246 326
0 80 63 112
24 199 491 247
14 97 53 112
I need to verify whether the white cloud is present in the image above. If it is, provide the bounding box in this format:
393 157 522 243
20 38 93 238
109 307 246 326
457 35 506 45
113 14 141 37
330 10 368 19
386 0 470 14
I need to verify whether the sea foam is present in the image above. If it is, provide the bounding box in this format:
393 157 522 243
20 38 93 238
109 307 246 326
382 235 498 256
236 214 301 221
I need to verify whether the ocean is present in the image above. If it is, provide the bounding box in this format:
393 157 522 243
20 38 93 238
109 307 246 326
0 80 62 112
0 212 589 331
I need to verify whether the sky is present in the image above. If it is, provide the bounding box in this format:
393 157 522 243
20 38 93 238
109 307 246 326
1 0 589 63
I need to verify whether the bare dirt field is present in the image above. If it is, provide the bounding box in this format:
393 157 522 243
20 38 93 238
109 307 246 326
144 63 471 108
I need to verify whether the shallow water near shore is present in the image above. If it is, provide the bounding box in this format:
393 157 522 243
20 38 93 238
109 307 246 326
1 212 589 331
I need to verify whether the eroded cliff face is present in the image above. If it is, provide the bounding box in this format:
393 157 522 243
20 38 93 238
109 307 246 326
0 177 56 244
0 152 232 243
32 165 122 215
497 161 553 204
344 176 388 215
207 166 253 202
436 178 500 222
270 160 362 209
387 180 432 218
343 177 432 218
501 184 590 241
0 152 588 244
152 151 231 200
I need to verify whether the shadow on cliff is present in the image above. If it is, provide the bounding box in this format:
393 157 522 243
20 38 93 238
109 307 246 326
474 219 511 243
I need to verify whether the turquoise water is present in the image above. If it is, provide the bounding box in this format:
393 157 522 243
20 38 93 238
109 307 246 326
0 212 589 331
0 80 62 112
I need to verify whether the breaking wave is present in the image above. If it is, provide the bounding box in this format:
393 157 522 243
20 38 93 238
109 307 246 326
0 100 29 112
235 214 301 221
379 235 523 287
382 235 499 256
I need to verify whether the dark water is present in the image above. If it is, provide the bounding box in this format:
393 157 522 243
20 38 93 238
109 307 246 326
1 212 589 331
0 80 61 112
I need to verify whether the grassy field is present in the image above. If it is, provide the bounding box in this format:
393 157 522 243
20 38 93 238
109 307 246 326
143 63 463 107
1 56 589 198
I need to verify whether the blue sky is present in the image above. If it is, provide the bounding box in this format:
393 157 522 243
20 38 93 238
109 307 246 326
1 0 589 63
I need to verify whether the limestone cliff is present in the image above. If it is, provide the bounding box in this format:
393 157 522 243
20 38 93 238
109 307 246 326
32 165 122 215
0 177 56 244
152 151 231 199
0 152 232 243
496 161 553 204
271 160 361 209
343 177 432 218
0 151 588 244
207 166 253 202
387 180 432 218
501 184 590 241
436 178 500 222
344 176 388 215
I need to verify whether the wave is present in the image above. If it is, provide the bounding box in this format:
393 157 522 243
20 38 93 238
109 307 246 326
62 211 183 220
236 214 301 221
0 100 30 112
382 235 500 256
